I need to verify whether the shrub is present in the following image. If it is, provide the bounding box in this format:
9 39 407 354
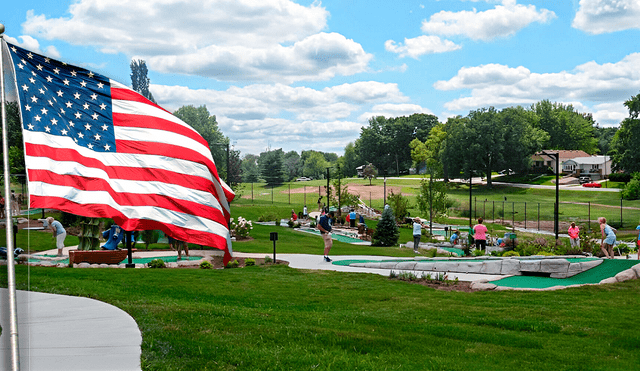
264 255 273 263
387 190 410 223
309 220 317 228
245 258 256 266
148 259 165 268
200 260 213 269
621 173 640 200
275 219 281 227
257 212 278 222
608 172 632 183
389 270 397 279
227 259 239 268
287 220 294 228
230 217 253 239
473 249 485 256
503 251 520 257
372 206 400 246
140 230 160 249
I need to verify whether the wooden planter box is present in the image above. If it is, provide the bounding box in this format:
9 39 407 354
69 249 131 265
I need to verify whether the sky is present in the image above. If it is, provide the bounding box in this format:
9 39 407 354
2 0 640 157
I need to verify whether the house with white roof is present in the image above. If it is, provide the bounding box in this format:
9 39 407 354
562 155 611 180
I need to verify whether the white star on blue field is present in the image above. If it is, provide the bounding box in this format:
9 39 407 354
3 0 640 155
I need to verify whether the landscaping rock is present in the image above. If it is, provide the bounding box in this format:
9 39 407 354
631 263 640 277
542 285 565 291
470 282 496 291
380 262 397 269
457 261 483 273
580 259 603 271
519 259 541 272
549 273 567 278
567 262 583 277
493 286 514 291
396 261 417 270
414 262 435 271
540 259 569 273
76 263 91 268
500 259 520 275
480 260 502 274
614 269 637 282
599 277 618 284
433 262 452 272
98 264 109 268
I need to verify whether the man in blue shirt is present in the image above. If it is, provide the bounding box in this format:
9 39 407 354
318 211 334 262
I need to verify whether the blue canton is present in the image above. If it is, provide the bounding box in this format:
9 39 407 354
8 43 116 152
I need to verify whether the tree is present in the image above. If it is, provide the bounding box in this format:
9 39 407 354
387 191 410 223
499 106 548 174
372 206 399 246
302 152 328 180
621 173 640 200
173 105 229 179
532 100 597 153
258 149 286 186
611 93 640 173
355 114 439 176
241 154 260 183
362 163 377 185
594 126 618 155
341 142 360 177
228 149 242 188
283 151 302 181
130 59 156 103
0 102 26 180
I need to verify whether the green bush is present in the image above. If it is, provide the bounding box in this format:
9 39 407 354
621 173 640 200
200 260 213 269
608 172 632 183
148 259 165 268
503 250 520 257
287 220 294 228
472 249 485 256
264 255 273 263
257 212 279 222
227 259 239 268
275 219 281 227
372 206 399 246
245 258 256 266
309 221 317 228
141 230 160 249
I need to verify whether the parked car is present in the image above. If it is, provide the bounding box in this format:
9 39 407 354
582 182 602 188
296 177 312 182
578 176 591 184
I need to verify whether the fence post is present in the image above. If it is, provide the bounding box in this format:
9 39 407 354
620 198 623 227
271 185 274 204
512 202 515 232
502 201 505 225
524 202 527 230
588 201 591 231
474 197 477 219
537 203 540 231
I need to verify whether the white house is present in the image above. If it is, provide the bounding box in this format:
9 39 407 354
562 156 611 180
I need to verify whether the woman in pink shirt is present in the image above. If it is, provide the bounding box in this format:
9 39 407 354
473 217 488 252
568 222 580 248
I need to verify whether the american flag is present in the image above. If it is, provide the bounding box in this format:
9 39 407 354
5 41 235 264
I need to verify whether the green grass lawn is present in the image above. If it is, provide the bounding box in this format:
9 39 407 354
2 265 639 370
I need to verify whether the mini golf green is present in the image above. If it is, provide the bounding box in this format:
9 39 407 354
28 255 202 265
490 259 639 288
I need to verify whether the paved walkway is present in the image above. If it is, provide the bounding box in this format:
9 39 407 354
0 288 141 371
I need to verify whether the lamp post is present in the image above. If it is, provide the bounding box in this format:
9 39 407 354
540 151 559 240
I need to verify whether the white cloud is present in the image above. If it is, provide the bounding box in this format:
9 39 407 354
421 0 556 41
435 53 640 124
150 81 413 154
573 0 640 34
385 36 461 59
21 0 372 83
4 35 60 58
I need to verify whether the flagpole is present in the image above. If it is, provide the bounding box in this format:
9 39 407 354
0 24 21 371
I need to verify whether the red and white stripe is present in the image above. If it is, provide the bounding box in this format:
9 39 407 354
25 80 235 263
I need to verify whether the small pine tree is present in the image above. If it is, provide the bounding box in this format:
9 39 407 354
372 206 399 246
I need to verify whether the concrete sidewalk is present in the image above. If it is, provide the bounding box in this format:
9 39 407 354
0 288 141 370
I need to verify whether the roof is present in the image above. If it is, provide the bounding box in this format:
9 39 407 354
532 150 591 161
563 156 611 165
